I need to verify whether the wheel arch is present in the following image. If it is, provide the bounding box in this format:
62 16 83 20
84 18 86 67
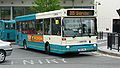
23 39 26 45
0 49 6 56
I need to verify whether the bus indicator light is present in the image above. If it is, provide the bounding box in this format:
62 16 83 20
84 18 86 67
62 38 66 41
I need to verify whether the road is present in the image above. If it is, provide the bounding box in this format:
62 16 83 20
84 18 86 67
1 41 120 68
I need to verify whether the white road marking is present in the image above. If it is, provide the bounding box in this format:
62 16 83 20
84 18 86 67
8 57 56 59
11 61 14 65
45 59 58 64
58 58 67 63
38 60 43 64
23 60 34 65
8 58 67 65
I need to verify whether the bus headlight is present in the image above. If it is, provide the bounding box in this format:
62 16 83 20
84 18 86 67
93 44 97 47
66 45 70 49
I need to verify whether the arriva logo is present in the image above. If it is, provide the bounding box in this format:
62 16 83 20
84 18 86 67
28 35 43 42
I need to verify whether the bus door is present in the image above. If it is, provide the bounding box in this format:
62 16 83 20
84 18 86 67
5 23 11 40
16 22 22 44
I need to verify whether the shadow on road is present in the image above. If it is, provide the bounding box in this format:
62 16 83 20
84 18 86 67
0 60 11 65
19 48 94 58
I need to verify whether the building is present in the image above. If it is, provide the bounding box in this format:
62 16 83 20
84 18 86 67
97 0 120 32
0 0 96 20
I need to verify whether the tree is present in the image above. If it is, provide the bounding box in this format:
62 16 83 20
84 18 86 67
31 0 62 12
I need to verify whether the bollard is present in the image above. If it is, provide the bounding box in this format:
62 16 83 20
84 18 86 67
112 33 115 45
110 33 113 50
107 33 110 49
101 32 103 39
99 32 101 39
107 33 112 50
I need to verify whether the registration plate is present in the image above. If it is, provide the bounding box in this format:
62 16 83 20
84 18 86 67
78 49 86 51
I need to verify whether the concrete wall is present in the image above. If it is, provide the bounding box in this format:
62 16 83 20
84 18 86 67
97 0 120 32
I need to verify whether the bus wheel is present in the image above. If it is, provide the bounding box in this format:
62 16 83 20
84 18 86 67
0 50 6 63
23 40 27 50
45 43 50 54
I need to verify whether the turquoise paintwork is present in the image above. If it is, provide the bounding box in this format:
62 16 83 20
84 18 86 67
15 14 36 21
0 20 16 40
17 33 97 54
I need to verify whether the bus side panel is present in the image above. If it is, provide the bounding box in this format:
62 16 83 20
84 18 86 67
0 23 2 39
43 35 62 46
27 41 45 51
18 34 45 51
1 30 16 40
16 32 23 46
16 33 29 46
50 44 68 54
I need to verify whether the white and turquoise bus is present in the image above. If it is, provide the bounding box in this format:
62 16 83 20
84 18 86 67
15 9 98 54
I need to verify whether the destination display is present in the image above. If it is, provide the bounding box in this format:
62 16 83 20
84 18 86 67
67 10 94 16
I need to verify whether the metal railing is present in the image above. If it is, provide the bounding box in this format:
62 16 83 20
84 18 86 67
97 32 107 40
107 33 120 52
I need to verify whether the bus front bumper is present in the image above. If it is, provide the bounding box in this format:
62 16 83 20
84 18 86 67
50 44 98 54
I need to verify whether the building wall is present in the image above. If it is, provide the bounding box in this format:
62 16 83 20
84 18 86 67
0 0 36 6
97 0 120 32
0 0 94 7
61 0 94 7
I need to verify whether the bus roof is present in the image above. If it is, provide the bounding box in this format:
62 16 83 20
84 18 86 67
15 8 96 21
36 9 96 19
0 20 16 23
15 14 36 22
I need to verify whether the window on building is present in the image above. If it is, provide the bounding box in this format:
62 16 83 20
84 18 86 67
13 7 36 19
0 7 10 20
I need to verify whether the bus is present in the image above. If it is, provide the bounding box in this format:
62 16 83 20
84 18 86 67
15 9 98 54
0 20 16 41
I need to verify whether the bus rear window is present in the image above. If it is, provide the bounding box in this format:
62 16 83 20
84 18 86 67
5 23 15 29
5 23 10 29
11 23 15 29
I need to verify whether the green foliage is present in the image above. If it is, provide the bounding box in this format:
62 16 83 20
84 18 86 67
30 0 62 12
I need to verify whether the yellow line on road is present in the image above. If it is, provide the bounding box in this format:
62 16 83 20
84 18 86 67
91 52 120 59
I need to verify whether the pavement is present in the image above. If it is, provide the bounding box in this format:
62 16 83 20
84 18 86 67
98 38 120 57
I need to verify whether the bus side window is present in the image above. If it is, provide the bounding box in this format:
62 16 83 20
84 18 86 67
51 18 61 35
11 23 15 29
44 19 50 35
36 19 43 34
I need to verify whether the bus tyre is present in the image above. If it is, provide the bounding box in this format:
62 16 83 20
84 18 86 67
23 41 27 50
45 43 50 54
0 50 6 63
